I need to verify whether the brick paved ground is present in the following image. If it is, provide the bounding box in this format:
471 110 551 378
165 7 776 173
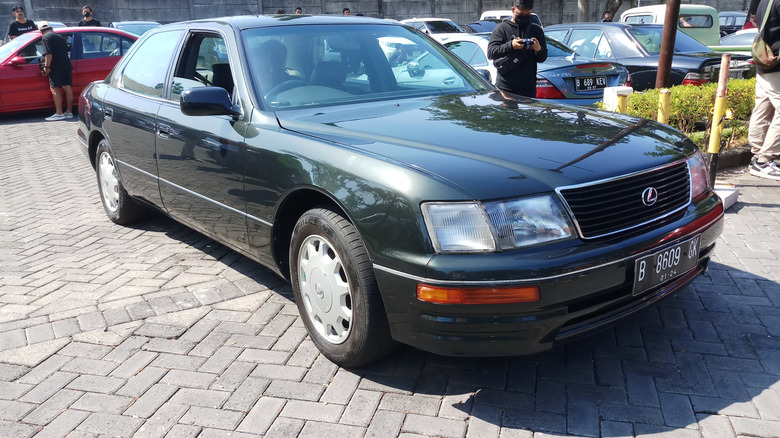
1 113 779 438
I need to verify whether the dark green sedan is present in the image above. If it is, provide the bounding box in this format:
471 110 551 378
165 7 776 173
77 15 724 367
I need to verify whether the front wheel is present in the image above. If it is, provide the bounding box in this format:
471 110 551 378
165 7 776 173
290 207 397 367
95 139 147 225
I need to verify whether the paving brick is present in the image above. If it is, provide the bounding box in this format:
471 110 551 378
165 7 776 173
626 374 660 407
237 348 290 364
188 331 231 357
320 369 361 405
179 406 245 430
502 406 566 434
299 421 365 438
0 419 41 438
402 413 467 438
466 405 501 438
117 366 168 397
61 357 119 376
249 363 307 381
143 338 196 355
103 336 150 362
66 375 126 394
160 369 217 389
379 393 440 416
20 371 79 404
210 361 256 392
77 412 144 436
149 352 206 371
110 350 158 378
279 399 343 422
0 363 29 381
170 388 230 408
367 411 408 438
696 413 737 438
0 399 36 420
0 329 31 352
17 354 71 385
264 416 304 437
57 342 112 359
264 380 325 402
340 389 381 427
33 409 90 438
134 402 189 438
25 323 55 344
236 396 286 434
198 346 242 374
124 384 179 418
163 424 202 438
222 377 270 412
22 389 82 425
0 381 32 400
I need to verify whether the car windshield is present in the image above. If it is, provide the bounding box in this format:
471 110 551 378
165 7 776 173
241 24 489 110
627 26 711 54
427 20 464 33
0 32 36 61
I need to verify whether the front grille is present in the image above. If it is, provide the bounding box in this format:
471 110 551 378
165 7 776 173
558 161 690 239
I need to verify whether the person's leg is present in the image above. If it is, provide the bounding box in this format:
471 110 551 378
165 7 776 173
748 74 772 157
50 87 63 115
756 71 780 162
64 85 73 115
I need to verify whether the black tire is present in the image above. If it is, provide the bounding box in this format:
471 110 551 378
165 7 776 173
95 139 147 225
290 206 397 367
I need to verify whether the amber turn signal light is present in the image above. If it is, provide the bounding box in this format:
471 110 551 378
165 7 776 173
417 284 540 304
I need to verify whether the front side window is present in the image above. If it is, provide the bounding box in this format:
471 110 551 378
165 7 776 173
121 30 182 98
627 27 709 54
242 24 489 110
170 33 233 102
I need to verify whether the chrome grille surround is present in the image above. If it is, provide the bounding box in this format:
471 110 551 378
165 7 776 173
556 159 691 239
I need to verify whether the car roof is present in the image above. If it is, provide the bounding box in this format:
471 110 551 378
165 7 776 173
154 14 395 31
401 18 457 22
546 22 656 29
21 26 138 38
621 4 718 14
112 21 161 25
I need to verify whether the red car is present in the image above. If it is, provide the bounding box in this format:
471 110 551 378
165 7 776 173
0 27 137 115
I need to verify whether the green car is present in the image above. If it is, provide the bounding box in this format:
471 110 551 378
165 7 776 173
78 15 724 366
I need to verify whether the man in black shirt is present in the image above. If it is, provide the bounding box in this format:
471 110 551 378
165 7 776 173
39 21 74 121
487 0 547 98
77 5 101 26
7 4 36 40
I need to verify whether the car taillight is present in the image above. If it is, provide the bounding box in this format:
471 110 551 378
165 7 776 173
536 78 565 99
625 74 632 88
682 72 710 86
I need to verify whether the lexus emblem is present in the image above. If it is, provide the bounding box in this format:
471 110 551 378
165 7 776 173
642 187 659 206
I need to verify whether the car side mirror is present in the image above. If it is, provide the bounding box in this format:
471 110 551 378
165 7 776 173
6 56 27 66
477 69 491 83
180 87 241 117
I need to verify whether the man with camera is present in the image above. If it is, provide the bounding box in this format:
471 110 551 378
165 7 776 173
487 0 547 98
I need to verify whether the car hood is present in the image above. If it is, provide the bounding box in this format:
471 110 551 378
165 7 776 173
275 93 693 200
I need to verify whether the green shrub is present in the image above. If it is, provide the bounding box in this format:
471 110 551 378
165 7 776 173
598 78 756 149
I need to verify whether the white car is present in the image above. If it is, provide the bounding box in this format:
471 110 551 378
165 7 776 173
479 10 543 27
400 18 466 43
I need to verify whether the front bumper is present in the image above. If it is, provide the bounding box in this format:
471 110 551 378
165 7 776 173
374 193 724 357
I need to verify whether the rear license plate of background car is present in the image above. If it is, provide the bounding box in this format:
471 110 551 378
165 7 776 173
575 76 607 91
633 235 700 296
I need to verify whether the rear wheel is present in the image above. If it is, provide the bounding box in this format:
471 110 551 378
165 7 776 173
95 139 147 225
290 206 397 367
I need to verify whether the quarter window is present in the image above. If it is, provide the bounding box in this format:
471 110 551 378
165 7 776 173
121 30 182 98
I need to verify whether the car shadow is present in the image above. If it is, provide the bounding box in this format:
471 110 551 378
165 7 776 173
120 207 778 436
343 260 780 436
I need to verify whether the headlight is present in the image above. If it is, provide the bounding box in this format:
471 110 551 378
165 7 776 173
422 195 575 254
687 149 710 200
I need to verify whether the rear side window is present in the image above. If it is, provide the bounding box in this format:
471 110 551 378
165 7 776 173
623 14 654 24
121 30 182 98
81 32 127 58
568 29 608 58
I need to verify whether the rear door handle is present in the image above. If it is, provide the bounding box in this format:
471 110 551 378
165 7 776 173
104 107 113 120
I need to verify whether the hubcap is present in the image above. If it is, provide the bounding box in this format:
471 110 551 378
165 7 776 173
298 234 353 344
98 151 120 213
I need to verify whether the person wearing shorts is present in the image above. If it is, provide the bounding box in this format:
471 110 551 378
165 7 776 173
39 21 74 121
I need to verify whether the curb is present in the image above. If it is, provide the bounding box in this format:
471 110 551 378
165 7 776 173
716 145 751 170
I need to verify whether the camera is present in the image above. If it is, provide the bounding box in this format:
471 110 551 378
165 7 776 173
518 38 535 50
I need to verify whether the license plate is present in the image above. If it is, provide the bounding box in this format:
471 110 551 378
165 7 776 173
728 70 745 79
575 76 607 91
633 235 701 295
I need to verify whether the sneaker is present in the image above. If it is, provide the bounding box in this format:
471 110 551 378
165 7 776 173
44 113 67 121
63 112 74 119
749 160 780 180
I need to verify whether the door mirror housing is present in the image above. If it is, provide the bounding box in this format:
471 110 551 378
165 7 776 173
181 87 241 117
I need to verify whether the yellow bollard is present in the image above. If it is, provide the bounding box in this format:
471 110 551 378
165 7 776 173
707 54 731 184
657 89 671 124
616 94 627 113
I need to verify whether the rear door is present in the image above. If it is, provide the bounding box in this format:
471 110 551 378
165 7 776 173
72 30 135 96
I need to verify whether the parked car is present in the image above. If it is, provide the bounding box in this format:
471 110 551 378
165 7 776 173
0 26 137 115
110 21 161 36
620 4 721 46
400 17 467 43
480 10 543 27
719 11 748 36
544 23 754 91
711 27 756 56
78 15 724 367
444 34 629 105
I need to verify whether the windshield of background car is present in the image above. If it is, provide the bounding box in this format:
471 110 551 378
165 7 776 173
627 27 710 54
241 24 490 110
426 20 464 33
